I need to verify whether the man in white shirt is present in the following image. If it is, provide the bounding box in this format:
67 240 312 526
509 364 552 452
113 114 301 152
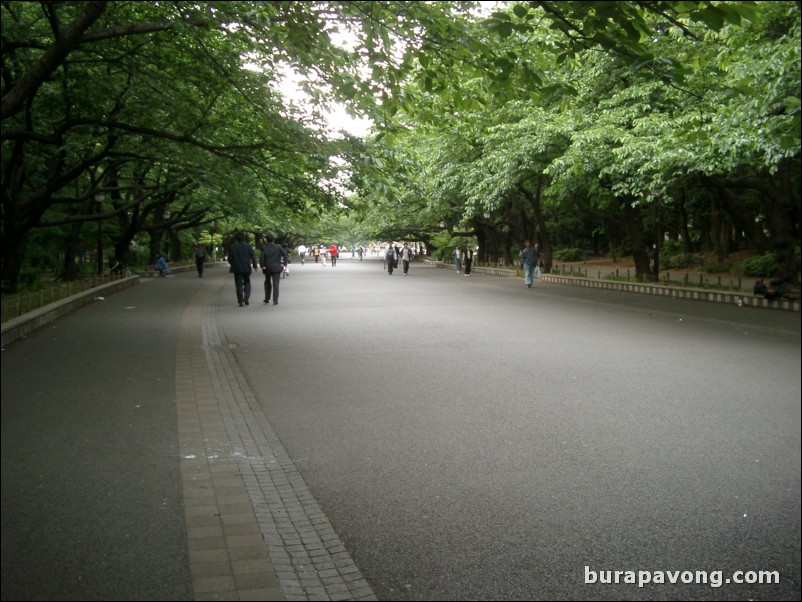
297 244 308 265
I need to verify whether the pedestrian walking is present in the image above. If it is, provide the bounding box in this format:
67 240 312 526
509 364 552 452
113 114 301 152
386 245 397 275
194 243 206 277
297 243 308 265
463 245 473 277
400 242 413 276
260 235 289 305
520 240 538 288
453 246 462 272
228 232 258 306
330 243 339 267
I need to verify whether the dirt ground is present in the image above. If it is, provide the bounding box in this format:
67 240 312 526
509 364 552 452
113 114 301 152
556 250 760 292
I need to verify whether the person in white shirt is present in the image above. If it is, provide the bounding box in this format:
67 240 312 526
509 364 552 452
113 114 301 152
297 244 308 265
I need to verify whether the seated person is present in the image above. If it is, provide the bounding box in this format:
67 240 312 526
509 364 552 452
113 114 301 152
767 277 796 300
154 255 174 277
755 278 798 300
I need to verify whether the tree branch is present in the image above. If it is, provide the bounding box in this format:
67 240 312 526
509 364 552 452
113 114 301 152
1 1 108 121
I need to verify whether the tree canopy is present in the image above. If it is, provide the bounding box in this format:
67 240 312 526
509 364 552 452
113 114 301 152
2 1 799 293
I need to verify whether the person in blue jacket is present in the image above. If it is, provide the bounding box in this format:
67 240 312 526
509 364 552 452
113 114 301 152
154 255 174 277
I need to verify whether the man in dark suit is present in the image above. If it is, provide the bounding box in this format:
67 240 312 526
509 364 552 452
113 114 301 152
260 235 289 305
227 231 257 306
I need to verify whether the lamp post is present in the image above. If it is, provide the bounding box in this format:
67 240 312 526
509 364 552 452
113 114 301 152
95 191 105 275
483 211 491 265
210 221 217 262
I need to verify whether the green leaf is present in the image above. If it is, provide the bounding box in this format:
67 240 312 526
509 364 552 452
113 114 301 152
697 6 727 31
497 21 514 38
512 4 529 19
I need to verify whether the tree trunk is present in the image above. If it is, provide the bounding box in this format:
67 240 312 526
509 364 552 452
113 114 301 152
1 234 26 294
621 198 652 279
677 190 694 254
169 229 182 261
520 176 553 271
62 222 83 281
608 237 618 263
705 164 800 283
149 232 164 264
532 176 552 272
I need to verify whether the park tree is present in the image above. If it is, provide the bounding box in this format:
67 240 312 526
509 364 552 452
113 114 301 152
351 1 799 281
0 1 361 292
2 1 799 292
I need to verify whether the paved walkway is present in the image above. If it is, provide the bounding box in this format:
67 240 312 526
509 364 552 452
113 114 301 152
1 268 376 601
177 284 375 600
2 259 798 601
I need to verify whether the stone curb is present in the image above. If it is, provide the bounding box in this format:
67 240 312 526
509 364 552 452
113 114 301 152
1 275 140 347
426 260 799 312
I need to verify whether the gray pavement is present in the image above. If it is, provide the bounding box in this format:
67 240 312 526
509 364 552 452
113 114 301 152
2 257 800 601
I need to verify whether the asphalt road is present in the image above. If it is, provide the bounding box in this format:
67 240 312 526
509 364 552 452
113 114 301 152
2 256 799 601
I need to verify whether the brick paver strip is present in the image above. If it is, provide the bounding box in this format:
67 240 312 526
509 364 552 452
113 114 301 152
176 287 377 601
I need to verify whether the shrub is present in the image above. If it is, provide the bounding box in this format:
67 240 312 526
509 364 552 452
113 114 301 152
17 266 42 289
432 247 451 261
553 248 584 262
742 252 778 277
660 251 701 269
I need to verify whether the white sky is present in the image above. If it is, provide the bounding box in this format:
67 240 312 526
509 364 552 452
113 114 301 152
276 70 373 138
270 2 504 137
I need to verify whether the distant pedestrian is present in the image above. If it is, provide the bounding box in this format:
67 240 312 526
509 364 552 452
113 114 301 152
260 235 289 305
400 242 413 276
452 246 462 272
463 245 473 277
520 240 537 288
228 232 258 306
330 243 339 267
194 243 206 277
386 245 397 275
297 243 308 265
312 245 320 263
